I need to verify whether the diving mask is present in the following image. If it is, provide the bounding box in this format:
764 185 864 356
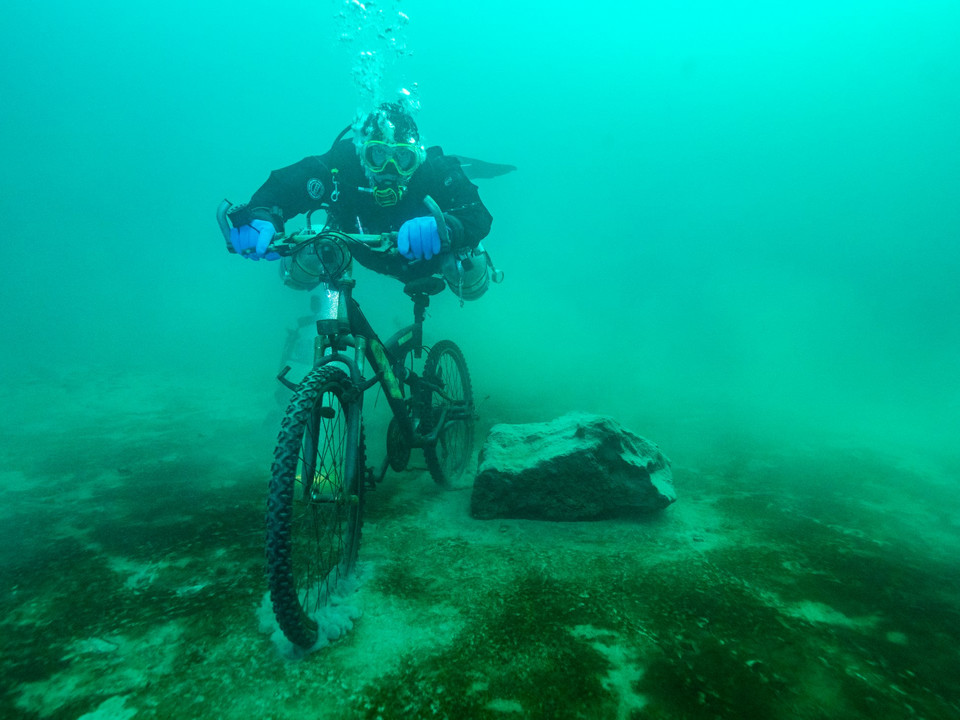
361 140 424 176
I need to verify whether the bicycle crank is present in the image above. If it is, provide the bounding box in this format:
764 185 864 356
386 416 411 471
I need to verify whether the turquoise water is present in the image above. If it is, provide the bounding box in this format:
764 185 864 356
1 1 958 718
3 0 957 450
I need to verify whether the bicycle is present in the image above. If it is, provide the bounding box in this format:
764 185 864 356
217 197 479 649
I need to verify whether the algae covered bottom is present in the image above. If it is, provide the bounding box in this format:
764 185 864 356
1 371 958 719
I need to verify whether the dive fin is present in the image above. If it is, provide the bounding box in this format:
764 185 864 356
452 155 518 180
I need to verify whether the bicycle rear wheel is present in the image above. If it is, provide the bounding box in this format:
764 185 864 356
421 340 475 487
266 366 365 649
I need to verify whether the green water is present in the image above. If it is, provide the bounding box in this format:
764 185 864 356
1 1 958 718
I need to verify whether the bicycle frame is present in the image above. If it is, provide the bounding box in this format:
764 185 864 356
280 265 452 469
218 193 477 467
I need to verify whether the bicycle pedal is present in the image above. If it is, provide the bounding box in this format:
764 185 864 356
365 465 385 490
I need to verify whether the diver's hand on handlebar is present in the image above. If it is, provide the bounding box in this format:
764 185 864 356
229 219 280 261
398 216 441 261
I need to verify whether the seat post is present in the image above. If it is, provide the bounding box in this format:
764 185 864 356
401 275 445 359
412 293 428 358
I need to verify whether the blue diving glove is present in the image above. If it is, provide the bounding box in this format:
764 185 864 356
398 216 441 261
229 219 279 261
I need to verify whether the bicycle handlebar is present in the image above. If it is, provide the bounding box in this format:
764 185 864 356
216 195 451 259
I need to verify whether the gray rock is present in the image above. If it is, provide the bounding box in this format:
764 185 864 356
471 412 675 521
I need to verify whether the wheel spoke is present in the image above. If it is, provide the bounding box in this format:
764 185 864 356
422 341 475 487
266 367 365 648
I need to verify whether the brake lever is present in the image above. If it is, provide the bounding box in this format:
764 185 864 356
422 195 451 251
217 199 236 252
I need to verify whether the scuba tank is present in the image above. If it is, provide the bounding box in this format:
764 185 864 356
441 242 503 302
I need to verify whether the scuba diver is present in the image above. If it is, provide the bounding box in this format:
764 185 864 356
227 101 510 301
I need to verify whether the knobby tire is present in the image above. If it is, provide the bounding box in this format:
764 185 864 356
421 340 475 487
265 366 365 649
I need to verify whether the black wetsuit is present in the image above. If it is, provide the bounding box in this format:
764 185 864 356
229 140 493 273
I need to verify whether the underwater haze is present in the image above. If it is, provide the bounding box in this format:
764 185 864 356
2 1 959 718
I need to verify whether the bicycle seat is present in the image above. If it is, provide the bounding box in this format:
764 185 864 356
403 276 447 297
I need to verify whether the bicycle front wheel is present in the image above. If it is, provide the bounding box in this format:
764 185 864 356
266 366 365 649
421 340 475 487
